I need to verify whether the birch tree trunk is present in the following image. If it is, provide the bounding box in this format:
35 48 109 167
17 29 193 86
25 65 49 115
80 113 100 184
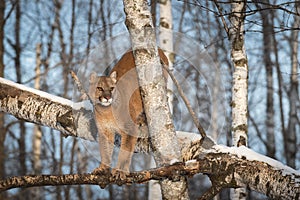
286 2 299 168
32 44 43 199
122 0 188 199
258 0 276 158
148 1 174 199
32 44 42 174
1 72 300 199
229 1 248 199
159 0 174 112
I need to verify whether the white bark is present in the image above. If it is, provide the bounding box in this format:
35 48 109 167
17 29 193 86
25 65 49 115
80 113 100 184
183 141 300 200
122 0 188 199
123 0 181 166
230 0 248 147
0 76 164 152
1 134 300 199
0 77 97 141
31 43 43 199
148 1 174 199
32 43 42 173
229 1 248 199
159 0 174 113
1 77 300 199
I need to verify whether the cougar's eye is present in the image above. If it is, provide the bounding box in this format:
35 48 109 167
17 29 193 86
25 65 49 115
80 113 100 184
110 87 114 91
97 87 103 92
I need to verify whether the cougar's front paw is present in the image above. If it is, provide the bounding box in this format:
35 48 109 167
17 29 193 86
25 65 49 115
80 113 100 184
111 168 129 182
92 164 111 188
92 163 110 175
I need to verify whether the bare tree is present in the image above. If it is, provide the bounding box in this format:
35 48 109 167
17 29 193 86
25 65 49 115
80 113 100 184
228 0 248 199
1 58 300 199
122 0 188 199
285 2 300 169
148 0 175 199
31 43 43 199
1 0 300 199
256 0 276 158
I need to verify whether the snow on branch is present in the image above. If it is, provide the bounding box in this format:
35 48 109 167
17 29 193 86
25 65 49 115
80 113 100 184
0 77 97 141
183 140 300 200
0 78 299 199
0 140 299 199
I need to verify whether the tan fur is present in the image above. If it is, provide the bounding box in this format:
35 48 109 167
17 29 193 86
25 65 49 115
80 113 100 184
89 49 168 180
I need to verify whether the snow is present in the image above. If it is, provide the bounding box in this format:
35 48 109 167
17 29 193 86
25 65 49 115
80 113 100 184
72 100 93 110
176 131 201 142
170 158 180 165
214 145 300 176
1 77 73 106
186 159 197 164
3 77 298 178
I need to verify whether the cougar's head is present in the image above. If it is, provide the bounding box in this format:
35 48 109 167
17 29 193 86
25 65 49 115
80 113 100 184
89 71 117 107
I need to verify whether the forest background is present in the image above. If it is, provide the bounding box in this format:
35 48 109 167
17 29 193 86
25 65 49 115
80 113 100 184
0 0 299 199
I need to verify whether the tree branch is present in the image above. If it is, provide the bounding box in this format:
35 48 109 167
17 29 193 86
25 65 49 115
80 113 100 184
0 77 97 141
1 76 300 199
122 0 188 199
70 70 93 106
0 77 191 152
1 142 299 199
212 0 230 38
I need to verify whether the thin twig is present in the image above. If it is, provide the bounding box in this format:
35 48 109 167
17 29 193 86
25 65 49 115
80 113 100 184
212 0 230 38
162 65 207 138
70 70 94 105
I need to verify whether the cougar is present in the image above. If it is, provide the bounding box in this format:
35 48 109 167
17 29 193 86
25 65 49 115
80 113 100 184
89 49 168 181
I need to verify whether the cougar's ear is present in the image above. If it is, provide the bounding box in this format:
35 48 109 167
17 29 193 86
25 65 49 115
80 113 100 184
110 71 117 83
89 72 97 83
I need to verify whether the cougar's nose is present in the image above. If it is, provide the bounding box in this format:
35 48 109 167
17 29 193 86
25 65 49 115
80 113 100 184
103 93 111 100
104 96 111 100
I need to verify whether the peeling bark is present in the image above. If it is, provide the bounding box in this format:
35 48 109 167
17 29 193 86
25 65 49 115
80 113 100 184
123 0 181 169
229 0 248 148
0 77 97 141
0 77 164 152
148 0 174 197
159 0 174 112
1 142 299 200
183 142 300 200
122 0 188 199
147 1 174 198
0 77 300 199
229 1 248 199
